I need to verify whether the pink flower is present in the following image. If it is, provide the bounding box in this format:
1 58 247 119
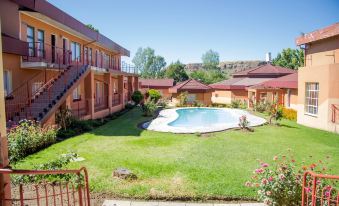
268 176 274 182
279 174 285 180
261 163 269 168
261 178 268 185
255 168 264 174
266 191 272 196
305 187 311 193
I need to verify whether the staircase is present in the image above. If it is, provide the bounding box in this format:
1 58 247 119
6 64 90 126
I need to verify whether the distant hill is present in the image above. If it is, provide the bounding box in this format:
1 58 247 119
185 60 266 74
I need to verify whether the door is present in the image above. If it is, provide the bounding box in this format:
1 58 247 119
62 38 67 64
51 35 56 63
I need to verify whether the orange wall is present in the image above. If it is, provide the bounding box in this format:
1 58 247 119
172 92 212 105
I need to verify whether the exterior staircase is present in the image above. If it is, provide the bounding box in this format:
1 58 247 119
6 64 90 126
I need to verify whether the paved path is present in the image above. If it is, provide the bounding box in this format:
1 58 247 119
102 200 265 206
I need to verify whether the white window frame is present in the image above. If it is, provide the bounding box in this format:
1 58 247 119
72 85 81 101
3 70 12 96
71 41 81 61
305 82 319 116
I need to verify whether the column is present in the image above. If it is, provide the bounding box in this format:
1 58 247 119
118 75 124 107
0 18 11 206
84 71 94 118
105 73 112 112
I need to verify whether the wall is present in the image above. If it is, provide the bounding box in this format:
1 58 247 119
172 92 212 106
283 88 298 110
0 0 20 38
211 90 232 104
305 35 339 67
297 63 339 133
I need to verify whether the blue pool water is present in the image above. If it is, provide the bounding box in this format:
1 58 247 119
168 108 238 128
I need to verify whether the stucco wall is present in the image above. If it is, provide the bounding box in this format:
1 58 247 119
0 0 20 38
297 63 339 133
305 36 339 67
211 90 232 104
172 92 212 106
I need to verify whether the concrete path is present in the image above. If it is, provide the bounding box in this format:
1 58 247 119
102 200 265 206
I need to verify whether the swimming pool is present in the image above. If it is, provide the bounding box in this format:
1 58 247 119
143 107 266 133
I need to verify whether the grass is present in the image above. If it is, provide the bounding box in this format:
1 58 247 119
15 108 339 201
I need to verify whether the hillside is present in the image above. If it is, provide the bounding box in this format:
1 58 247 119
185 60 266 74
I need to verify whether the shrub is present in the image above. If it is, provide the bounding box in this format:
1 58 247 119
141 101 157 116
8 120 58 163
193 100 205 107
282 107 297 121
269 105 283 124
254 102 272 113
245 152 330 206
131 90 144 105
157 99 168 108
13 153 80 184
125 102 135 109
55 108 76 130
231 99 241 108
177 92 188 107
238 115 250 130
147 89 162 103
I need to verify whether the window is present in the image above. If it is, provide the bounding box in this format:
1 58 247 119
3 70 12 96
37 30 44 57
305 83 319 115
32 82 43 94
286 89 291 107
72 86 81 101
88 48 92 66
96 82 104 103
187 94 196 103
27 26 35 56
84 47 88 64
71 42 81 61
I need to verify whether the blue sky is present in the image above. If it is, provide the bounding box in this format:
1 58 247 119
48 0 339 64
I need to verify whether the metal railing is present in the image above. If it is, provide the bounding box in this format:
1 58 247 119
121 61 137 74
302 171 339 206
94 95 109 112
22 42 72 66
331 104 339 124
0 167 90 206
71 97 90 119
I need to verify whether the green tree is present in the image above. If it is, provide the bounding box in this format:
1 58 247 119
201 49 220 70
189 68 227 84
132 47 166 78
272 48 304 70
165 61 189 82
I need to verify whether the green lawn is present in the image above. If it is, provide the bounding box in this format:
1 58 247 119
15 108 339 201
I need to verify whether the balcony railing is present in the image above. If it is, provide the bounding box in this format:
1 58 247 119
94 96 109 112
121 62 138 74
71 98 90 119
22 42 72 66
0 167 90 206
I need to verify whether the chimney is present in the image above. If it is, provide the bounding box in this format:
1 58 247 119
265 52 271 63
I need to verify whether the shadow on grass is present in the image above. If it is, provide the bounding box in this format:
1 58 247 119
278 123 299 129
88 107 151 137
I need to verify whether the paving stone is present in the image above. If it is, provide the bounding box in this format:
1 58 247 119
158 202 186 206
102 200 131 206
131 201 159 206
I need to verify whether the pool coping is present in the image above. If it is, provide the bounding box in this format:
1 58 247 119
141 107 267 134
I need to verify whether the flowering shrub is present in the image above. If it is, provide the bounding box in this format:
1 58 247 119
282 107 297 121
245 152 331 206
7 120 58 163
268 105 283 124
141 100 157 116
238 115 250 130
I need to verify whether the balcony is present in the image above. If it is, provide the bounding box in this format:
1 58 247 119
121 61 138 74
22 42 72 69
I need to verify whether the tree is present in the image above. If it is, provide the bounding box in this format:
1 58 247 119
132 47 166 78
164 61 189 82
272 48 304 70
85 24 99 32
189 68 227 84
131 91 144 105
201 49 220 70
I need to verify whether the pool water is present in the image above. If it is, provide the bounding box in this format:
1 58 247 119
169 108 238 128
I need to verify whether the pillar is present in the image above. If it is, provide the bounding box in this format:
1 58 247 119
105 73 112 112
118 75 124 107
84 71 94 118
0 18 11 206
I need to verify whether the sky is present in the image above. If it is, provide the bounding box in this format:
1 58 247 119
48 0 339 64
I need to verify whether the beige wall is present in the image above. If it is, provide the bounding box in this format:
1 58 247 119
172 92 212 106
297 63 339 133
212 89 248 104
284 88 298 110
305 35 339 67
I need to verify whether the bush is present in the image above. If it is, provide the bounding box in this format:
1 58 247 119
125 102 135 109
177 92 188 107
141 101 157 116
193 100 205 107
131 90 144 105
282 107 297 121
157 99 168 108
245 152 330 206
269 105 283 124
8 120 58 163
13 153 80 185
147 89 162 103
238 115 250 130
55 108 76 130
254 102 272 113
231 99 241 108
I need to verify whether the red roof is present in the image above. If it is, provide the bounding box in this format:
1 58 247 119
296 22 339 46
250 73 298 89
139 79 174 88
232 64 296 77
210 77 273 90
169 79 212 93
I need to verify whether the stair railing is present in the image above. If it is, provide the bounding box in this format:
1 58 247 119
331 104 339 124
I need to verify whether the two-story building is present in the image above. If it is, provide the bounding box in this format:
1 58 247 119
1 0 139 126
296 22 339 133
